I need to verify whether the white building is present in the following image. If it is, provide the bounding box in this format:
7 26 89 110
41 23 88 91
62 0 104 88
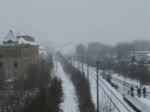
131 51 150 63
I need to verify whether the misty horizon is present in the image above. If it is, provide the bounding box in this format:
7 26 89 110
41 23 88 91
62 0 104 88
0 0 149 46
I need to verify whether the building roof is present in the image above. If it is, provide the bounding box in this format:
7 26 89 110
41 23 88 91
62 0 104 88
39 46 47 54
18 38 38 45
146 54 150 57
2 30 38 46
3 30 17 42
18 38 28 44
132 51 150 54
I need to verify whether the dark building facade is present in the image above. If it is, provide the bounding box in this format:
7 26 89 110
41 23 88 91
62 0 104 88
0 30 39 79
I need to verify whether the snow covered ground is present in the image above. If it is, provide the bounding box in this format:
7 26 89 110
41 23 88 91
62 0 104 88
74 62 135 112
111 73 150 108
112 73 150 92
54 62 79 112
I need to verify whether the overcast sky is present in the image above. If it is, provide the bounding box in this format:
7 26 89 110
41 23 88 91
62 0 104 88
0 0 149 45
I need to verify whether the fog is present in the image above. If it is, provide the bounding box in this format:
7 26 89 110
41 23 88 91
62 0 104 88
0 1 150 111
0 0 149 46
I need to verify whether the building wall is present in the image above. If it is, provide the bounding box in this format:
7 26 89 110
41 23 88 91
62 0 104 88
3 40 18 45
0 45 39 79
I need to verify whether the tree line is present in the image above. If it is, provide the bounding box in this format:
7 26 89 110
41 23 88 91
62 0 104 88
21 54 63 112
76 40 150 62
74 40 150 85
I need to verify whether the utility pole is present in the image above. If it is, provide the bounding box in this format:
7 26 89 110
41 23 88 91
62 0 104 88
70 57 72 65
96 61 100 112
78 56 79 70
74 56 75 67
87 57 89 81
82 56 84 74
139 60 144 89
68 57 70 64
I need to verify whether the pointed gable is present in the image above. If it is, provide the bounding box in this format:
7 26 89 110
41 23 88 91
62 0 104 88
4 30 17 41
3 30 18 45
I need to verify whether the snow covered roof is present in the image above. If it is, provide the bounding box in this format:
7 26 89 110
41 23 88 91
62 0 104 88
146 54 150 57
3 30 17 42
2 30 38 46
17 37 38 45
39 46 47 54
29 41 38 45
39 46 47 59
18 38 28 44
132 51 150 54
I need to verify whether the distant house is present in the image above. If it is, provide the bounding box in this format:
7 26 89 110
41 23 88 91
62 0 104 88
130 51 150 63
0 30 39 79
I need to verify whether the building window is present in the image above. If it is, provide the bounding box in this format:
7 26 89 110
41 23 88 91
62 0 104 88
13 53 18 58
14 62 18 68
14 53 15 58
0 62 3 67
0 53 3 59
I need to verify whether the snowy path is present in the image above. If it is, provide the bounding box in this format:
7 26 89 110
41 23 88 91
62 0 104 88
54 62 79 112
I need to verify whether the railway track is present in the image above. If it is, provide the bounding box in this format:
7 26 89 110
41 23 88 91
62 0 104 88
74 62 150 112
89 70 132 112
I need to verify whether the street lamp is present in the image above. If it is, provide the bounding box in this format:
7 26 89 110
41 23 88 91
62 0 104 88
96 60 101 112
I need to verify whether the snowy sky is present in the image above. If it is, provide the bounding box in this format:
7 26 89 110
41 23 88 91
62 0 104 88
0 0 149 45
